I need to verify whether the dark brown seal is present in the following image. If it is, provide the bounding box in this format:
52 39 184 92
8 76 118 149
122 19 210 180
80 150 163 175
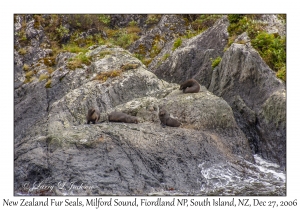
179 79 200 93
108 112 138 124
86 108 100 124
159 108 181 127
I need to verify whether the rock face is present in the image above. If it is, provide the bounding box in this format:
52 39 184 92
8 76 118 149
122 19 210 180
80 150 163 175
110 14 148 29
259 15 286 36
14 46 253 195
146 16 286 168
209 38 286 167
149 16 229 88
128 14 188 59
14 15 52 88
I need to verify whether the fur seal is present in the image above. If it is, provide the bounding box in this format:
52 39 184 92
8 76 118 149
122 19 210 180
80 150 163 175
179 79 200 93
86 108 100 124
159 108 181 127
108 112 138 124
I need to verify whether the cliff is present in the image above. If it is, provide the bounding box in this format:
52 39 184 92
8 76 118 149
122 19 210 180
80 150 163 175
14 14 286 195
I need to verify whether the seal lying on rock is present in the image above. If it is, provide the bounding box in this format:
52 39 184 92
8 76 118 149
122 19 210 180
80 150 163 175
86 107 100 124
179 79 200 93
108 112 138 124
159 108 181 127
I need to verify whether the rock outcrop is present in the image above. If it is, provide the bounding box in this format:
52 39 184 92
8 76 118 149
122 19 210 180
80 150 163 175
209 35 286 167
149 16 229 88
145 16 286 168
128 15 188 60
14 46 253 195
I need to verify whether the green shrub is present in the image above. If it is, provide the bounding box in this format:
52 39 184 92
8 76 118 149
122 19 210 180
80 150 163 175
211 56 222 68
67 53 91 70
227 15 267 41
227 16 249 37
191 15 222 32
62 43 88 54
228 14 244 24
134 53 144 61
276 65 286 82
113 31 138 49
226 15 286 81
251 32 286 72
98 37 106 45
78 53 91 65
172 38 182 51
99 15 110 25
56 25 69 39
66 14 107 31
129 20 137 27
115 32 131 48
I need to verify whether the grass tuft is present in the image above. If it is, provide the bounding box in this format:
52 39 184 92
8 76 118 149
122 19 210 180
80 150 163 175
94 69 122 82
211 56 222 69
45 79 52 88
18 48 27 55
39 74 49 81
67 53 91 70
23 64 30 71
172 38 182 51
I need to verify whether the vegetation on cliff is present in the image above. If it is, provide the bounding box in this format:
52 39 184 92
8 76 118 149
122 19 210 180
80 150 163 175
227 14 286 81
14 14 286 85
14 14 286 196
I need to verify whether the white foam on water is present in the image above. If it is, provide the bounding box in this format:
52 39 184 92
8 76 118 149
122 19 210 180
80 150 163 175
197 155 286 195
253 154 286 181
